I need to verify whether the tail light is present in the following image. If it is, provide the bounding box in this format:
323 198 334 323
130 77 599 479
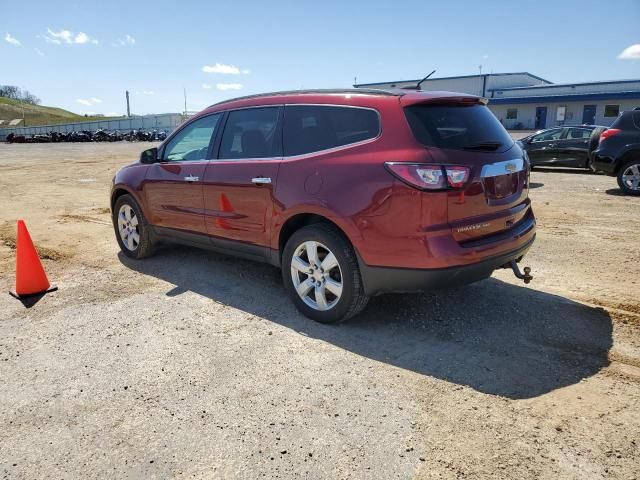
445 166 469 188
599 128 621 144
384 163 470 190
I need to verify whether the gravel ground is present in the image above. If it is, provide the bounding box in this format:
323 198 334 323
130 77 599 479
0 142 639 479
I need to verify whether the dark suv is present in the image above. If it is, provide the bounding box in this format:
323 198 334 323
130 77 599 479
111 89 536 323
592 108 640 195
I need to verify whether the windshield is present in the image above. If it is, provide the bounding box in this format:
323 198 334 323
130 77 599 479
404 104 514 151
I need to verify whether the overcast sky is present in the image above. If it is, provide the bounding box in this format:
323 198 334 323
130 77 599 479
2 0 639 116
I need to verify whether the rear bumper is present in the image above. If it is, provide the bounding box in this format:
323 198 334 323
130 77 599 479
591 153 617 175
358 235 535 296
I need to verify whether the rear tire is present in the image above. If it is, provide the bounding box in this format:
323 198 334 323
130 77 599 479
282 224 369 323
112 194 155 259
616 160 640 196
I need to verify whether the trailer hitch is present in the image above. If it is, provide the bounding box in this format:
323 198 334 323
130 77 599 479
505 260 533 284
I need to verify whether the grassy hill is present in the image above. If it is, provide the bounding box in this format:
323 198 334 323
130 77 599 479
0 97 119 128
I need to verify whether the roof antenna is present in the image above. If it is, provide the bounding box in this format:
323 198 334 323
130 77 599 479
415 70 436 90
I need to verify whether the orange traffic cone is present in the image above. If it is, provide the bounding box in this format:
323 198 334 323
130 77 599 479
10 220 57 299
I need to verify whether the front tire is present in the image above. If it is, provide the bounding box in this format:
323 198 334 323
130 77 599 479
617 160 640 196
112 194 154 259
282 224 369 323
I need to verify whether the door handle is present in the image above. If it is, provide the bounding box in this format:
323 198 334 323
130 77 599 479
547 144 556 147
184 175 199 182
251 177 272 185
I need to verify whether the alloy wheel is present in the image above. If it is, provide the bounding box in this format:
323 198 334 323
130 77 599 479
117 204 140 251
290 241 343 311
621 163 640 191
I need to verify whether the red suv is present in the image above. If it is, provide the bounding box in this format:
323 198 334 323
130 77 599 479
111 89 535 323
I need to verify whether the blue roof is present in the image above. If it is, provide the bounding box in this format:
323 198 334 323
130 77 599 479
488 91 640 104
354 72 551 88
492 78 640 91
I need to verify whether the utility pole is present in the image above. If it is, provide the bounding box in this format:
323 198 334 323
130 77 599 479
125 90 131 117
478 65 483 74
21 100 26 127
183 88 187 115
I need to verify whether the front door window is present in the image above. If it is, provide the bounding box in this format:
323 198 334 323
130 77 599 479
163 114 221 162
531 129 562 142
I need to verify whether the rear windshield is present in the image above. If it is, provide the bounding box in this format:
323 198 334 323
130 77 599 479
404 104 514 151
611 111 640 130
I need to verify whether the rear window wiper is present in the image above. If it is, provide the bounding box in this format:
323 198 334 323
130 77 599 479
463 141 503 151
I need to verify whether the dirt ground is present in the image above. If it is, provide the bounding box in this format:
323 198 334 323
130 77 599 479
0 141 638 479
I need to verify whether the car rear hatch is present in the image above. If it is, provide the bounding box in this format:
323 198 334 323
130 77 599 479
401 94 533 244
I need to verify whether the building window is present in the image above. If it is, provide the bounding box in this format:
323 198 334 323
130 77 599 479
604 104 620 117
506 108 518 119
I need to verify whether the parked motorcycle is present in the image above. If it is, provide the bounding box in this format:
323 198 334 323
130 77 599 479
6 127 169 144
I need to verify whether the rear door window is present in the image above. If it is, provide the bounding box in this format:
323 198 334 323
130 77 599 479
404 103 513 151
565 128 592 139
218 107 281 159
283 105 380 156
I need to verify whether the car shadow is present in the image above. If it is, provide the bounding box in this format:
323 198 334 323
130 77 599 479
119 246 612 400
605 188 626 196
529 182 544 189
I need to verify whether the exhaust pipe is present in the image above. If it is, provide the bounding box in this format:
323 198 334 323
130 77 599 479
505 260 533 284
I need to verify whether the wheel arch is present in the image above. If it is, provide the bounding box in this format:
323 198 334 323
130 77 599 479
110 185 145 215
276 212 361 265
615 148 640 173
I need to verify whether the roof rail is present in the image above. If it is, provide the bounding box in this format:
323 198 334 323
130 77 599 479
208 88 401 108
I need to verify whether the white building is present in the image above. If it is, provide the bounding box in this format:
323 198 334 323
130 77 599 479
354 72 640 129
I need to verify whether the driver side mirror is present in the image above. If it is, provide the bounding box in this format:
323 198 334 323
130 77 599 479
140 147 158 164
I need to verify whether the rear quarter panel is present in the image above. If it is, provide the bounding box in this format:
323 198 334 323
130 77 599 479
271 97 419 256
